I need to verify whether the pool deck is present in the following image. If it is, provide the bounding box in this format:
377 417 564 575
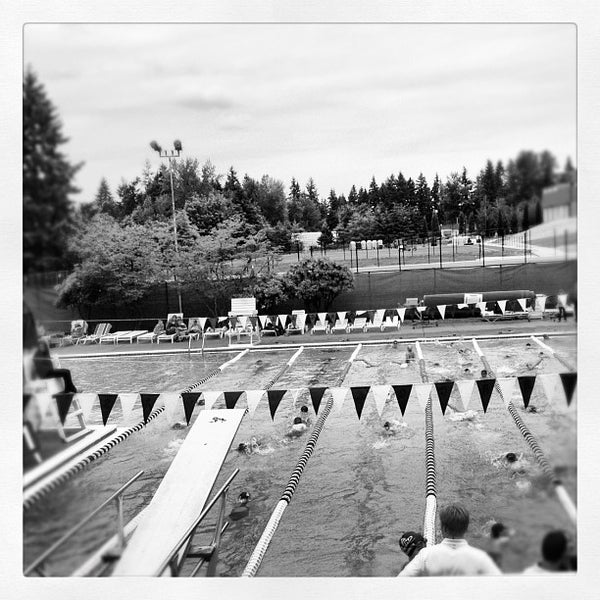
53 317 577 359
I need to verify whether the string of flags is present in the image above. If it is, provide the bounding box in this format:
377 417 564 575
210 298 532 329
29 372 577 427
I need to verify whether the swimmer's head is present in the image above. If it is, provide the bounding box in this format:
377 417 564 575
300 406 309 414
384 421 391 430
239 491 250 504
526 342 531 347
237 442 248 453
491 522 509 539
506 452 517 463
481 369 488 378
293 417 303 425
399 531 427 559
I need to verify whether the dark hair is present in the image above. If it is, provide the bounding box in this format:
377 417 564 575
439 503 469 537
506 452 517 463
237 442 247 452
542 530 568 563
300 406 309 413
293 417 303 425
384 421 390 429
490 522 506 539
481 369 488 378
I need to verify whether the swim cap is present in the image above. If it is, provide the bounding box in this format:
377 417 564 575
239 491 250 501
237 442 247 452
506 452 517 463
490 522 507 539
300 406 309 413
293 417 302 424
399 531 427 558
384 421 390 428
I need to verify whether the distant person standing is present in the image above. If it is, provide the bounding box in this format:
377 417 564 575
398 503 501 576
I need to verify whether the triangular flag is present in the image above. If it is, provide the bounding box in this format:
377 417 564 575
517 298 527 312
239 316 248 328
199 317 208 330
337 311 347 323
497 300 507 314
517 376 536 408
535 295 547 311
258 315 268 328
140 393 160 423
434 381 454 414
318 312 327 325
540 373 562 405
376 309 385 322
224 391 244 409
350 386 371 419
475 379 495 413
119 393 139 422
182 393 199 425
455 380 475 410
396 308 406 323
497 378 516 408
267 389 287 419
203 391 222 410
417 306 426 313
76 393 97 421
559 373 577 406
391 384 412 416
371 385 390 416
244 390 263 415
309 387 327 414
181 392 201 406
98 393 118 426
414 383 432 411
278 314 288 328
162 392 184 425
457 303 467 309
330 387 348 414
437 305 446 320
54 393 74 425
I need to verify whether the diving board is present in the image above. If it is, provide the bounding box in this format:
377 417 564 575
112 409 245 576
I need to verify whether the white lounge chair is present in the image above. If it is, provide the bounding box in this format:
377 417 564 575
99 330 133 344
78 323 111 344
310 315 329 335
365 311 385 332
348 317 367 333
331 317 349 334
116 330 149 344
259 316 278 337
381 316 399 331
137 331 157 343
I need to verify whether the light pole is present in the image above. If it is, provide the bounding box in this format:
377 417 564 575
150 139 183 314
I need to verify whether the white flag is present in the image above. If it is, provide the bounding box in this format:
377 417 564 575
414 383 432 411
376 309 385 321
118 393 139 423
318 312 327 325
438 305 446 320
517 298 527 312
203 391 222 410
330 387 348 414
455 379 475 410
245 390 264 415
497 378 516 408
540 373 562 405
417 306 426 313
558 294 568 307
75 393 97 422
239 315 248 328
162 392 184 425
497 300 507 314
397 308 406 322
337 311 347 323
278 314 288 328
457 303 467 309
258 315 268 328
371 385 391 416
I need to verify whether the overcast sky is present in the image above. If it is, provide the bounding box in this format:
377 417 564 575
24 23 576 203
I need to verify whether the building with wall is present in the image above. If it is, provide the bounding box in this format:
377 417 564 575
541 182 577 222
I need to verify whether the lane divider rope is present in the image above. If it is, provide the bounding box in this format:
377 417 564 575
531 335 576 372
415 341 437 546
242 344 362 577
471 338 576 525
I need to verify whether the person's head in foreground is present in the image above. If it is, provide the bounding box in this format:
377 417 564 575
399 531 427 561
440 503 469 539
539 530 569 571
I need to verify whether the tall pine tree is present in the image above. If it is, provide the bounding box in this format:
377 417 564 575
23 67 81 273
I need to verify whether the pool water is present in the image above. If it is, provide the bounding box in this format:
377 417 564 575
23 336 577 576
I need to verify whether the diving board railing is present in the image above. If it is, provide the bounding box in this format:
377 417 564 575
25 470 144 576
112 408 246 576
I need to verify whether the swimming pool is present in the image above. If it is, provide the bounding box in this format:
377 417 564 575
23 335 576 576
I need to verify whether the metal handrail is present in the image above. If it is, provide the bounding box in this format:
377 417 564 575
153 468 239 576
25 470 144 576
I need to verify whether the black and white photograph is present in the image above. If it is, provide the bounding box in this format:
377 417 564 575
6 2 600 598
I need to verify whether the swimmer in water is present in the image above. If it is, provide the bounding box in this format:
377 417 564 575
383 419 407 435
492 452 529 476
229 491 251 521
405 345 416 363
300 405 312 425
287 417 307 438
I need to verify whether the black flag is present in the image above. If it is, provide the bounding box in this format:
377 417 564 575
475 379 495 413
517 376 536 409
434 381 454 415
309 387 327 414
350 386 370 419
140 393 160 424
559 373 577 406
267 390 287 419
99 393 118 426
391 385 412 416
